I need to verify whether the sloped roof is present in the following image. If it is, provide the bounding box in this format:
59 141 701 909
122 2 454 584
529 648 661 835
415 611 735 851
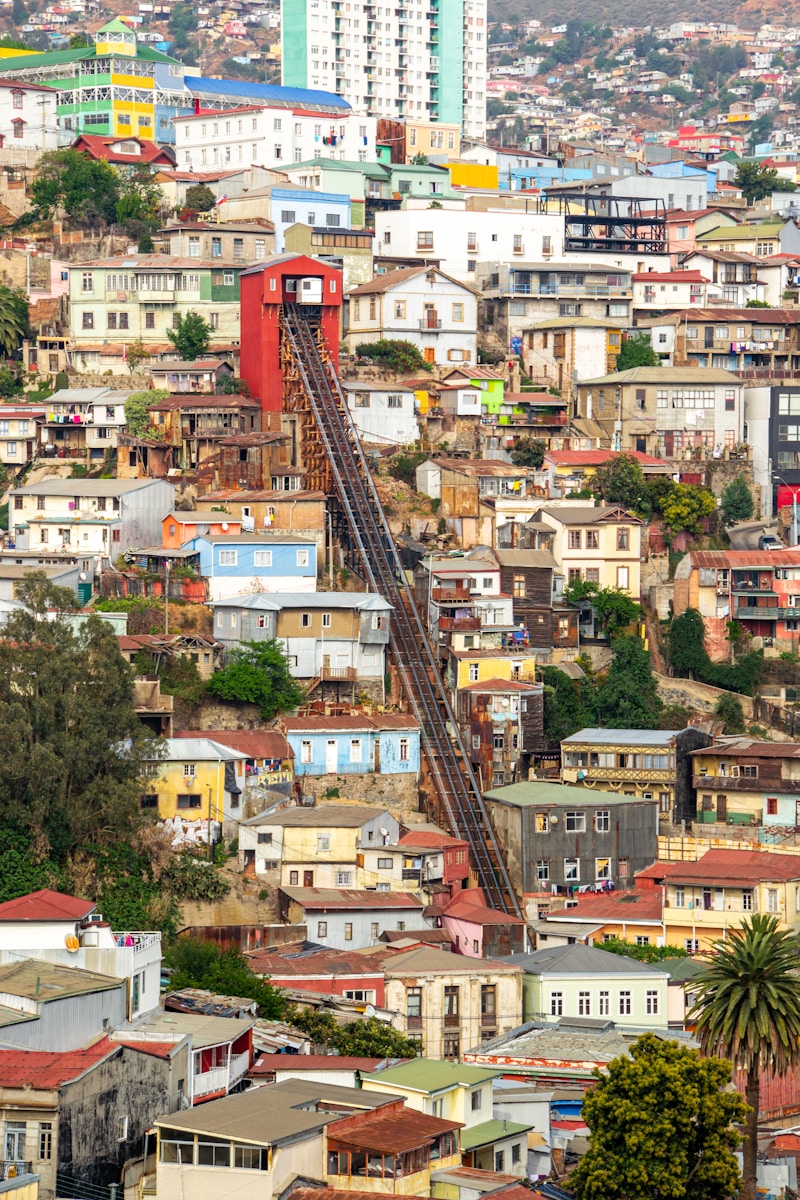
281 888 424 911
544 449 666 467
175 729 292 760
0 889 95 922
0 959 123 1000
242 804 389 829
362 1058 501 1091
637 849 800 885
545 889 664 923
381 946 522 975
0 1037 116 1089
503 944 668 977
72 134 174 165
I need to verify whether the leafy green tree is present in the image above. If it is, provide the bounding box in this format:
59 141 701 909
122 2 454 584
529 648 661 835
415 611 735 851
735 160 796 203
597 636 660 729
509 436 546 468
68 32 91 47
569 1034 746 1200
208 639 305 719
660 483 717 536
0 35 30 48
31 149 120 224
166 936 285 1018
291 1008 422 1056
168 311 212 361
185 183 217 213
11 0 26 22
125 342 151 375
716 693 745 734
616 331 659 371
124 389 168 437
541 664 599 744
720 475 754 526
354 339 431 373
598 936 688 964
564 580 641 637
668 608 708 678
692 916 800 1200
0 573 161 859
0 287 28 359
591 453 646 511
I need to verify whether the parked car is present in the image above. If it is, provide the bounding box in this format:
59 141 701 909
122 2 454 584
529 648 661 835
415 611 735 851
759 533 783 551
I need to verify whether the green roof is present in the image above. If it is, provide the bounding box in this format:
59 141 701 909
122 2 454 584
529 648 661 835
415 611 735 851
291 159 390 179
98 16 136 32
0 43 180 70
362 1059 502 1093
460 1120 532 1153
484 780 640 807
699 224 783 240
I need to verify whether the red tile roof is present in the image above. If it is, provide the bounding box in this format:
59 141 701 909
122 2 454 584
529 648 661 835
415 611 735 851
637 849 800 886
0 889 96 922
72 134 175 166
175 729 293 760
397 830 468 850
689 549 800 568
247 948 385 976
546 888 664 923
461 677 540 693
544 449 665 467
0 1038 115 1088
283 714 419 732
444 888 525 926
115 1040 176 1059
633 270 708 282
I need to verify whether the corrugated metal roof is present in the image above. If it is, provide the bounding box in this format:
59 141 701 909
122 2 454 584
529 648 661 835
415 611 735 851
690 549 800 568
362 1059 501 1091
281 888 424 911
503 944 668 977
211 592 392 611
561 727 685 744
545 890 663 923
189 76 351 110
0 959 122 1000
0 1037 116 1088
242 803 390 828
175 730 292 760
638 849 800 884
579 366 742 385
329 1106 463 1152
484 780 657 808
0 889 95 922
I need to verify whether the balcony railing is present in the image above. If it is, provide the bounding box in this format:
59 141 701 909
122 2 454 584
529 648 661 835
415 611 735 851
438 616 481 631
229 1048 251 1084
193 1065 228 1099
432 586 472 602
419 318 442 330
0 1163 32 1181
320 666 358 681
407 1015 422 1029
512 282 631 298
735 606 800 620
113 931 162 953
444 1012 460 1027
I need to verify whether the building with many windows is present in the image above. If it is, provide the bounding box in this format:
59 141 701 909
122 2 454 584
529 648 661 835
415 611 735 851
173 103 377 172
68 257 244 373
280 0 488 138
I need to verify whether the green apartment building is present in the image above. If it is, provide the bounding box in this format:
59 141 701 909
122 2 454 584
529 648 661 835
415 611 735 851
69 256 243 374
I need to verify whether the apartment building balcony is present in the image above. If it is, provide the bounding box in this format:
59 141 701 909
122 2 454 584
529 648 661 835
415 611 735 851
432 586 472 603
735 605 800 621
419 317 442 330
0 1163 32 1181
514 282 631 299
438 616 481 632
693 772 792 792
193 1048 250 1102
138 287 175 302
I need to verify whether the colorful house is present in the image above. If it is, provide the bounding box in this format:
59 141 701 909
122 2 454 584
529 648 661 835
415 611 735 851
144 736 248 845
184 533 317 600
690 738 800 827
0 21 183 141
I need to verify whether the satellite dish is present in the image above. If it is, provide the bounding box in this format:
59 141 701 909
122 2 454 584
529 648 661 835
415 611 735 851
380 827 389 836
364 1004 376 1017
79 572 87 581
221 522 229 531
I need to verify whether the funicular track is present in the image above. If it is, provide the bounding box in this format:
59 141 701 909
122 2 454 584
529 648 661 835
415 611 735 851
281 305 521 917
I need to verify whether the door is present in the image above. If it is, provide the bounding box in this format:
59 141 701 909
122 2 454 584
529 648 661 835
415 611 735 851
303 870 314 886
424 347 435 364
374 739 381 772
717 794 727 822
795 799 800 826
326 739 337 773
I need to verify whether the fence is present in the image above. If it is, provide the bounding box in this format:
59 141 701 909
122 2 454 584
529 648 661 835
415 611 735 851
56 1173 116 1200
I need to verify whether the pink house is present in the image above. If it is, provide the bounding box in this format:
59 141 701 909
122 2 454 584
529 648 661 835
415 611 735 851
441 888 526 959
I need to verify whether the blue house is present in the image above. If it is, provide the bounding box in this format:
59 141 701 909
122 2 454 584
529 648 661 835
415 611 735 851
186 533 317 601
270 188 352 251
283 713 421 780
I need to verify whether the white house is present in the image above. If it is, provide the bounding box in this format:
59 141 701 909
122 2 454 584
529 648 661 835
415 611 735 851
0 888 162 1020
9 478 175 562
632 270 710 312
0 78 58 150
344 382 419 446
347 266 478 366
373 208 565 282
173 103 378 173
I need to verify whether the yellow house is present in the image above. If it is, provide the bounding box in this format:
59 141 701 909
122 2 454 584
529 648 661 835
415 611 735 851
539 504 643 600
237 803 400 886
145 737 248 844
639 849 800 952
449 648 539 692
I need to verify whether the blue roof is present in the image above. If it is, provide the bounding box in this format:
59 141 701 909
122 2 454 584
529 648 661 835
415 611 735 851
187 76 350 111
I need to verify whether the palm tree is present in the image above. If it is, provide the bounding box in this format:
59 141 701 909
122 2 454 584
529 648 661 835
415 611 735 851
690 914 800 1200
0 286 27 358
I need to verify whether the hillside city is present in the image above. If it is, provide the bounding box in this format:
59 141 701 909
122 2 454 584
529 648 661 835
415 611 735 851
5 3 800 1200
